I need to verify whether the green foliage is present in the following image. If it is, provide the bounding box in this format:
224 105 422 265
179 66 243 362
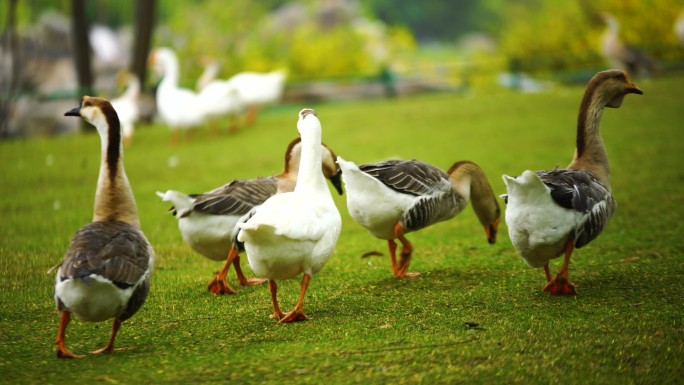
1 74 683 384
488 0 684 73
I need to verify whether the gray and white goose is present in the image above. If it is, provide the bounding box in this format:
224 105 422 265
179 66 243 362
55 96 154 358
157 137 343 295
502 69 642 295
337 157 501 278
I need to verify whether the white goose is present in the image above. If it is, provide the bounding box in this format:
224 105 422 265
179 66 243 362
156 137 343 295
237 109 342 323
196 71 245 135
150 47 205 143
229 70 286 124
110 71 141 145
337 158 501 278
55 96 154 358
502 69 642 295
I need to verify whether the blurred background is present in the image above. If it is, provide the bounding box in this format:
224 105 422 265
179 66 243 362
1 0 683 139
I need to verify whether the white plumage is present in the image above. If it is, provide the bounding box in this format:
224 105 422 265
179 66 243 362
110 72 140 145
237 108 341 323
150 47 205 142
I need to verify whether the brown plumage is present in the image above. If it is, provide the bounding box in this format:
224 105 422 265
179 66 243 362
55 96 154 358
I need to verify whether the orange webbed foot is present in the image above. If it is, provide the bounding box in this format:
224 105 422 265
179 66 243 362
542 275 577 295
207 275 238 295
56 346 85 359
278 307 309 324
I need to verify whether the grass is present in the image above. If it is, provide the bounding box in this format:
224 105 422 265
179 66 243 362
1 73 683 384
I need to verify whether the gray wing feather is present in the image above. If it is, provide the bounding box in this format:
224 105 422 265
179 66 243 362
192 177 278 216
359 159 450 197
537 169 616 248
60 221 152 287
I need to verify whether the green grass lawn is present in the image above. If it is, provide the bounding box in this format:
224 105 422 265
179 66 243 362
1 73 682 384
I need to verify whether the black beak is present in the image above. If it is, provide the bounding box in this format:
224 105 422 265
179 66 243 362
330 169 344 195
485 222 498 245
64 106 81 117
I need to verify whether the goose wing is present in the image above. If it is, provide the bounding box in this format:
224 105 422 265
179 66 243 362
192 177 278 216
537 169 616 248
359 159 450 197
60 221 152 288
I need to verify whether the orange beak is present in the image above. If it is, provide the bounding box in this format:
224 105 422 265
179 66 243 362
484 218 500 245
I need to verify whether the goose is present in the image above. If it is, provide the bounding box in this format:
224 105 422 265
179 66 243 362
157 137 343 295
110 71 141 145
229 70 286 124
501 69 642 295
149 47 205 143
337 157 501 278
237 109 342 323
55 96 154 358
600 13 657 77
196 70 245 135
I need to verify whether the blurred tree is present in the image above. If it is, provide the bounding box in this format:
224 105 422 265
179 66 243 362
131 0 155 88
70 0 93 96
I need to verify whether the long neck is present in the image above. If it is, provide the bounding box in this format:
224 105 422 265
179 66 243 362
93 114 140 229
159 54 180 90
568 85 611 186
294 131 327 194
123 76 140 98
448 161 498 225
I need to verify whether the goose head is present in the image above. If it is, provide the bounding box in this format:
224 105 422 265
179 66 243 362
65 96 119 136
297 108 319 138
282 136 344 195
591 69 643 108
449 160 501 244
148 47 177 77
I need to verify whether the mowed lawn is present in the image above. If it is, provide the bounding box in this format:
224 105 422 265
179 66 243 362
0 72 682 384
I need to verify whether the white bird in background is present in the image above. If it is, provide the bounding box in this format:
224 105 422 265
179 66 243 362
196 62 246 135
501 70 642 295
675 9 684 46
237 109 341 323
150 47 205 144
110 71 141 145
600 13 657 77
229 70 287 125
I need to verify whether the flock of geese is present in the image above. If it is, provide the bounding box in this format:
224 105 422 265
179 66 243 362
53 69 642 358
112 47 287 146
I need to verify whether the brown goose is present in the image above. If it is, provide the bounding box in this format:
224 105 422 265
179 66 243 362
157 137 343 295
600 13 657 77
55 96 154 358
337 157 501 278
502 70 642 295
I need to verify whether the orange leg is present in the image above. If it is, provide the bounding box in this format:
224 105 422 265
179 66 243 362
392 223 420 278
245 105 258 125
543 239 577 295
91 319 121 355
279 273 311 324
543 263 552 282
233 254 266 287
268 280 285 320
55 311 84 359
207 246 239 295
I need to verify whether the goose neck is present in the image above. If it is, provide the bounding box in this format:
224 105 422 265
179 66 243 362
570 87 610 185
93 116 140 229
294 134 327 193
